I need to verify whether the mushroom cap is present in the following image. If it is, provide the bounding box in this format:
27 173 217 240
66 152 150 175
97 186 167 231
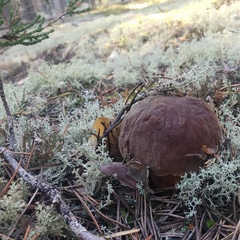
119 95 222 185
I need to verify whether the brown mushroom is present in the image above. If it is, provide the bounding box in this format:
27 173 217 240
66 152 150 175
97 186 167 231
118 95 222 188
99 161 150 190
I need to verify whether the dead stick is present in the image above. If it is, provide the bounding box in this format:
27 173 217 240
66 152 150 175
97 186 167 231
0 76 103 239
0 76 16 150
96 94 145 147
0 147 104 240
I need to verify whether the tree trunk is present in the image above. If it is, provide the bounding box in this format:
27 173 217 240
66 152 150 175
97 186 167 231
89 0 96 10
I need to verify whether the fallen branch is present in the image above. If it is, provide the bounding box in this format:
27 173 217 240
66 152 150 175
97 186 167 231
0 76 104 239
0 147 104 240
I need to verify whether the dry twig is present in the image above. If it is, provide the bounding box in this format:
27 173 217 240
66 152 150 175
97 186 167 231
0 76 103 239
0 147 104 240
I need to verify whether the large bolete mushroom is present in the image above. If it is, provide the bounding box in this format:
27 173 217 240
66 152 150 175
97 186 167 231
118 95 222 188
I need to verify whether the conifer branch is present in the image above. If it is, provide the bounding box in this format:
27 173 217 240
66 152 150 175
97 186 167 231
0 0 90 47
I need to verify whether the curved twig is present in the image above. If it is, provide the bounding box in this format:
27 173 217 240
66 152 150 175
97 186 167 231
96 83 146 147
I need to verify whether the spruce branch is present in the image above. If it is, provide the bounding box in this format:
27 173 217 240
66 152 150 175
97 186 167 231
0 0 90 47
45 0 90 28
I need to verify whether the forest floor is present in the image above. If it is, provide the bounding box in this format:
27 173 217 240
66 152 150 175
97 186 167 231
0 0 240 239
